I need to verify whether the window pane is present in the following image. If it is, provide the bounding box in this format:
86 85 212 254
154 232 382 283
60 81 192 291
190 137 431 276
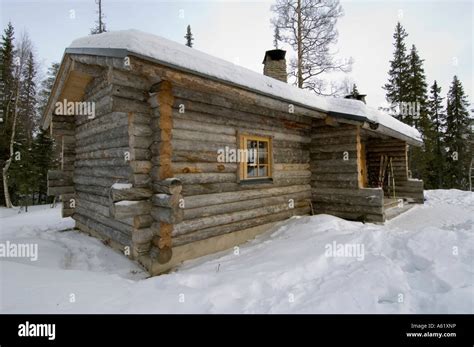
258 149 268 164
258 165 268 177
247 166 257 177
247 140 257 164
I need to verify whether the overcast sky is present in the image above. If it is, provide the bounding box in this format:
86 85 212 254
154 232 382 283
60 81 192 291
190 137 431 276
1 0 472 110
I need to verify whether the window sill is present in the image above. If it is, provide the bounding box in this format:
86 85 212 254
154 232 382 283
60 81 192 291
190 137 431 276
239 178 274 185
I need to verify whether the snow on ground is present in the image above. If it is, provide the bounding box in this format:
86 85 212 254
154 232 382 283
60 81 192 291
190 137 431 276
0 190 472 313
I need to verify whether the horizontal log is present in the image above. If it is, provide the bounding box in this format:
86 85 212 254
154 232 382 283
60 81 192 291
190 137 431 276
174 201 308 236
172 128 236 144
131 228 154 244
78 198 110 217
173 206 310 247
74 166 131 179
172 162 237 174
110 200 152 219
174 173 236 185
74 212 131 246
75 138 130 154
48 178 74 187
153 178 182 195
184 190 311 220
110 186 153 202
153 194 183 208
130 160 152 174
311 173 359 181
312 194 383 207
312 202 383 215
47 186 74 196
76 112 128 140
273 170 311 179
133 214 154 229
173 116 235 135
183 184 310 209
74 175 122 187
75 147 130 160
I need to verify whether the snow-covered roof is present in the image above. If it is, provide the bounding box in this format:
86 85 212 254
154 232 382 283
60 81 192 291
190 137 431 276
67 29 421 143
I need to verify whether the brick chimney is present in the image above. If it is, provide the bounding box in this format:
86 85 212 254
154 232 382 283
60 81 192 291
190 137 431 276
262 49 287 83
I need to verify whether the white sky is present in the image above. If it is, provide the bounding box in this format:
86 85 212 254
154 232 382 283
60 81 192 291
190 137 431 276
1 0 472 110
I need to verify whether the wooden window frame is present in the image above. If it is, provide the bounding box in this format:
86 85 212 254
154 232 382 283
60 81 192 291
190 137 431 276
238 133 273 182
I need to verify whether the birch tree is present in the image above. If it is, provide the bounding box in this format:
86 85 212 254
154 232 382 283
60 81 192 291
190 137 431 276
2 33 32 208
271 0 352 94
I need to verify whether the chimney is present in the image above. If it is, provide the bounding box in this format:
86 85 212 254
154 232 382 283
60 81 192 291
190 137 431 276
262 49 287 83
344 93 367 104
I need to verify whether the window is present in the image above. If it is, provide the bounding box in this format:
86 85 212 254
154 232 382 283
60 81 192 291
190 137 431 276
239 134 272 181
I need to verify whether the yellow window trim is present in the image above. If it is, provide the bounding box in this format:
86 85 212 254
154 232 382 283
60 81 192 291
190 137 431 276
239 134 273 181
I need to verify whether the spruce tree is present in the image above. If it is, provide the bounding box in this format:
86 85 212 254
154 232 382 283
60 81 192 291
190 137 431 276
427 80 446 188
405 44 433 183
184 25 194 48
383 22 410 119
406 45 428 128
18 51 37 146
38 62 59 118
444 76 471 189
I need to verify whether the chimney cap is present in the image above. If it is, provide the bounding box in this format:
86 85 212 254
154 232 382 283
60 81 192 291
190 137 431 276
344 94 367 104
262 49 286 64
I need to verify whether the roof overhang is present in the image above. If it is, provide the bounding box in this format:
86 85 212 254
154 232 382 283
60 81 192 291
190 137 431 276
43 44 422 147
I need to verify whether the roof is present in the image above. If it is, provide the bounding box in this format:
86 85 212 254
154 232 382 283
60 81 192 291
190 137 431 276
65 29 421 144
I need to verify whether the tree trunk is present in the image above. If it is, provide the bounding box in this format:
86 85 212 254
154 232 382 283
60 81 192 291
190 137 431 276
2 81 20 208
297 0 303 88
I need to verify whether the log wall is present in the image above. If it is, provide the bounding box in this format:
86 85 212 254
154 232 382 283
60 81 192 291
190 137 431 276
310 119 385 222
72 64 155 248
168 83 313 246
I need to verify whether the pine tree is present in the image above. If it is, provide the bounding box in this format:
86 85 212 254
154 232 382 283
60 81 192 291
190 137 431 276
427 80 446 188
184 25 194 48
383 22 410 119
444 76 471 189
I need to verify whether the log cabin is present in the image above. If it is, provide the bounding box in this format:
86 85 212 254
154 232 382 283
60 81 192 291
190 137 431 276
41 30 424 275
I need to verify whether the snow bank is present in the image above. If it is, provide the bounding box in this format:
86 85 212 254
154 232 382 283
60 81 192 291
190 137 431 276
1 190 472 313
68 30 421 142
